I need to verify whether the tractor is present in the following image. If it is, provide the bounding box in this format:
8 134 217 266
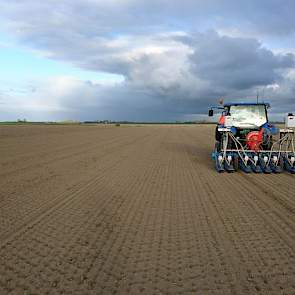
208 102 295 173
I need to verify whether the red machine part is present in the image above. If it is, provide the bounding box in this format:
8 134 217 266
218 115 225 125
246 129 264 151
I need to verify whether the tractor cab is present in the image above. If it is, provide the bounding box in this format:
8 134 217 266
209 103 269 129
222 103 268 128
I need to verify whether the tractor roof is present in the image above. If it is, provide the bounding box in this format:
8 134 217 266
223 102 270 108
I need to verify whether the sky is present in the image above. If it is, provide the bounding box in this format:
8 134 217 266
1 0 295 122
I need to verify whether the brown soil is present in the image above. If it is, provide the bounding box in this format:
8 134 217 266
0 124 295 295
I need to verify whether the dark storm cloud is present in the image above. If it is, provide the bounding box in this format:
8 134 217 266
3 0 293 37
1 0 295 121
188 32 295 90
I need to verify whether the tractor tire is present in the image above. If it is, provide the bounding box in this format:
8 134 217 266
233 156 239 171
215 126 221 142
215 141 221 152
279 156 285 170
262 135 273 150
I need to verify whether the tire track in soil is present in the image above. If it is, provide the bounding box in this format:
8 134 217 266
241 174 295 213
224 174 295 250
180 129 248 295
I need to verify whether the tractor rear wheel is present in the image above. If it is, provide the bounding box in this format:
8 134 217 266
215 141 221 152
215 126 221 142
233 156 239 171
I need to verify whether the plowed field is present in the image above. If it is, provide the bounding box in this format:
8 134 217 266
1 124 295 295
